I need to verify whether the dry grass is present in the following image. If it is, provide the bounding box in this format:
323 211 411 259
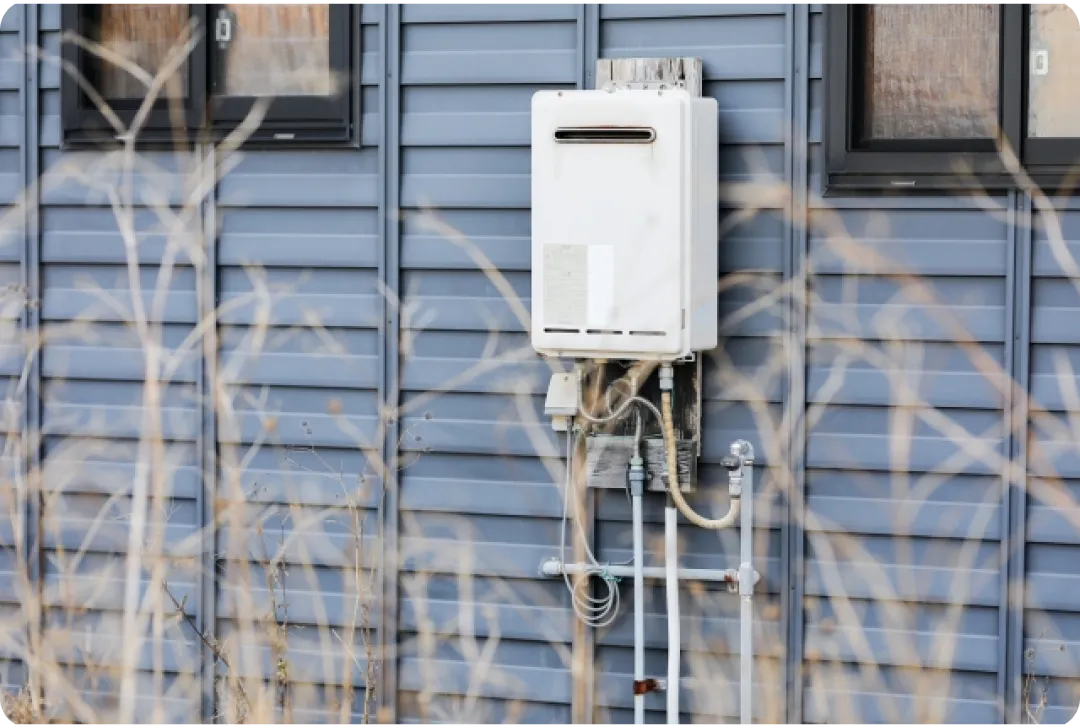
0 10 1077 727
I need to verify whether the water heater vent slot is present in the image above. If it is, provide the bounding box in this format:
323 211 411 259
544 328 671 338
553 127 656 144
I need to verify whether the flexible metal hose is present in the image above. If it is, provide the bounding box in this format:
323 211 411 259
660 390 740 530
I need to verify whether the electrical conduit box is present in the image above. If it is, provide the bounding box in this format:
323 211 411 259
530 89 719 361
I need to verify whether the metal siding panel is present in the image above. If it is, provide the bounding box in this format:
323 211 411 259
803 18 1010 712
601 5 786 20
404 4 578 24
401 148 529 209
34 3 203 703
808 208 1009 277
16 1 39 704
810 276 1007 343
401 22 577 85
40 150 194 206
401 85 553 148
1024 207 1080 723
208 12 386 720
600 15 786 80
0 14 21 209
801 190 1012 719
400 208 531 271
217 150 380 208
397 8 578 719
807 341 1008 411
13 3 1068 722
376 7 403 718
589 6 790 723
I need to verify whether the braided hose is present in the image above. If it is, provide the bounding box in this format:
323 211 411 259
660 390 740 530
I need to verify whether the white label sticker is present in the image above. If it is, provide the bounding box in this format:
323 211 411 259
543 244 587 328
586 245 615 329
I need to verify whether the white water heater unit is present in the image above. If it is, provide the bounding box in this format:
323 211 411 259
530 88 718 361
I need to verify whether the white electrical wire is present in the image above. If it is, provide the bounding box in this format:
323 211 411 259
558 366 669 629
576 367 664 430
560 429 623 628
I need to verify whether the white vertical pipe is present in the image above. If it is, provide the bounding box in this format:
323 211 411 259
633 493 645 724
739 461 754 724
665 504 680 724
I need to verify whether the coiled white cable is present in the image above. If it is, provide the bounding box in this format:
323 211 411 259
559 365 669 629
560 429 622 628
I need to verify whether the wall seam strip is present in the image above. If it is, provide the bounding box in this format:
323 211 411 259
196 141 218 723
20 2 43 703
779 5 794 723
571 3 587 721
998 189 1018 723
785 4 810 724
376 4 401 720
1005 190 1033 724
571 5 599 723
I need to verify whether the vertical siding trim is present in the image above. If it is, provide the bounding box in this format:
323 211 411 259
1004 191 1033 724
21 4 42 703
197 143 218 722
998 189 1018 723
352 5 363 148
784 5 810 725
582 4 597 90
573 6 599 723
376 5 401 721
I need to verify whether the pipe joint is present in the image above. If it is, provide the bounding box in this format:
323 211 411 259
738 562 756 597
731 439 754 465
628 455 646 497
658 364 674 391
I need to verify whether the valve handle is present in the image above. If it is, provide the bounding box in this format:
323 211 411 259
719 454 741 472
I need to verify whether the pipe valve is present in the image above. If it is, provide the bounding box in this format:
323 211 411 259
722 440 754 499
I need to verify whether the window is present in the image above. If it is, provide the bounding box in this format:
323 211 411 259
860 5 1000 142
60 4 358 146
825 0 1028 192
60 5 208 142
1024 4 1080 170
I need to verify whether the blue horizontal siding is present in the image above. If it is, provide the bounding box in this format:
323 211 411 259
0 119 22 708
803 162 1011 718
396 10 575 701
601 14 786 80
591 6 790 723
1023 206 1080 725
5 3 1075 725
206 11 385 713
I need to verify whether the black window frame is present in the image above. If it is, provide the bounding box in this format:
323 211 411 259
208 4 353 144
1021 6 1080 187
60 3 359 148
60 4 209 146
824 4 1025 193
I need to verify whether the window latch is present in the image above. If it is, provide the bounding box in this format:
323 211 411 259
1032 49 1049 76
215 9 234 48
